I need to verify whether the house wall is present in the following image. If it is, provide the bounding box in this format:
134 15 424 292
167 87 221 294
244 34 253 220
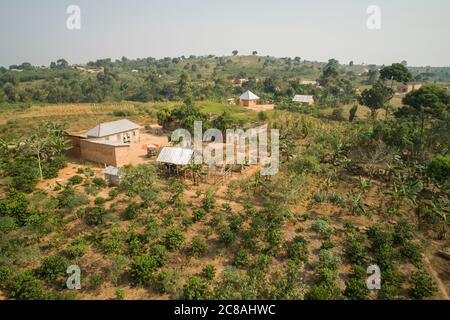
240 99 257 107
64 135 84 158
88 130 140 144
80 140 130 167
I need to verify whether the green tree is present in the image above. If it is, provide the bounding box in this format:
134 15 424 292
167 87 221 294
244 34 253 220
380 63 412 88
358 81 394 119
23 122 70 180
401 85 450 149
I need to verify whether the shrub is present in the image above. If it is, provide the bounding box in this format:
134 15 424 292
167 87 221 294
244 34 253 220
124 203 140 220
164 228 185 251
193 208 207 222
83 206 106 226
6 156 39 193
57 186 89 211
344 238 368 265
233 249 251 268
0 189 29 225
290 155 322 175
304 284 339 300
219 227 235 246
68 175 83 185
328 192 345 207
312 218 334 238
65 238 88 259
42 156 67 179
317 267 338 287
367 224 396 270
0 267 12 289
154 269 179 294
180 276 210 300
113 109 134 117
377 268 404 300
427 156 450 187
201 265 216 281
287 236 309 263
0 216 18 233
89 274 104 289
102 237 123 255
343 265 370 300
94 197 106 206
182 216 194 228
318 249 342 271
202 190 216 212
400 241 423 266
331 108 346 121
150 244 169 267
108 188 119 199
394 218 415 245
320 240 335 250
7 272 46 300
92 177 107 188
115 289 125 300
84 184 100 196
108 255 129 286
36 255 67 281
313 191 327 203
410 271 437 299
189 236 208 257
130 256 158 286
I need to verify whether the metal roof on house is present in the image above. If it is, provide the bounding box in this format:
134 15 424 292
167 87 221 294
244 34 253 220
239 90 260 101
293 95 314 103
104 166 119 176
85 140 129 147
156 147 193 165
86 119 140 138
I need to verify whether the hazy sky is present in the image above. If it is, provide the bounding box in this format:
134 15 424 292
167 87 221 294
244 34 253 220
1 0 449 67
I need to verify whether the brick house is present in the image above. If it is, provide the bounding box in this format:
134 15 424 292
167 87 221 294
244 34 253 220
239 90 260 107
65 119 141 167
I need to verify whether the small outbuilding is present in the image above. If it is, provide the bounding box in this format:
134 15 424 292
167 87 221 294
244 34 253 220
104 166 120 185
239 90 260 107
293 95 315 106
157 147 194 176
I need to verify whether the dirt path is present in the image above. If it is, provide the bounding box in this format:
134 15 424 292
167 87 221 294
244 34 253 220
423 255 449 300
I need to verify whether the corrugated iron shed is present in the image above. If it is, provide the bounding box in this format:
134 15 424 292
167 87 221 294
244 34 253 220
156 147 193 165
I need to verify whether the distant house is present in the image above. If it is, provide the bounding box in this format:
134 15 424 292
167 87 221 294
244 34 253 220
239 90 260 107
87 119 141 144
397 83 422 94
227 98 236 105
293 95 315 106
300 80 318 86
232 78 247 86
